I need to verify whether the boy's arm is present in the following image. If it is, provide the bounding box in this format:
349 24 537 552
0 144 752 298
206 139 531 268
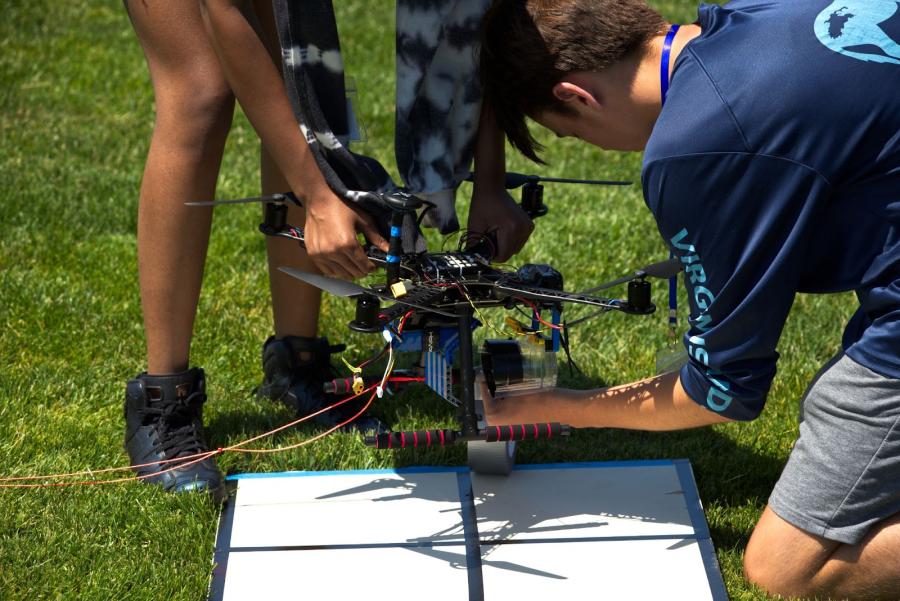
198 0 385 279
496 151 832 432
468 103 534 262
484 370 732 431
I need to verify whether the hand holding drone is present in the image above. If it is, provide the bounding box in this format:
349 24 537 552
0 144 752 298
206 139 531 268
189 174 680 474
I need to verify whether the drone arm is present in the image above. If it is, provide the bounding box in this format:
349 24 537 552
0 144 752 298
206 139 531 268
483 371 732 431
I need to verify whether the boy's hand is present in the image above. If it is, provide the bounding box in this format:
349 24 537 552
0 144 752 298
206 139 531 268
303 188 389 280
468 188 534 262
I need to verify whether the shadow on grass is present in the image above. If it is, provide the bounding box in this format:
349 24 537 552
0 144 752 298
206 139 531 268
204 397 302 444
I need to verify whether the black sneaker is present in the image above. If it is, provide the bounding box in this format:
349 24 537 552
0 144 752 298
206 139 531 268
258 336 387 434
124 368 225 501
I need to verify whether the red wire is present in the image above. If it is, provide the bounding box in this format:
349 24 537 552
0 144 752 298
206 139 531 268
0 386 378 488
230 388 378 454
5 310 429 487
518 298 564 331
397 310 414 333
0 451 222 490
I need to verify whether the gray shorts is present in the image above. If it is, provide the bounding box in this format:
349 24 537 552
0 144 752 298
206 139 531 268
769 352 900 544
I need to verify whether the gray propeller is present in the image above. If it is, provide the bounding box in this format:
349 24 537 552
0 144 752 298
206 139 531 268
279 268 370 298
279 268 457 317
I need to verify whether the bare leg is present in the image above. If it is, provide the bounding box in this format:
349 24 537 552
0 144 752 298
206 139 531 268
745 506 900 599
261 151 324 339
253 0 323 340
126 0 235 373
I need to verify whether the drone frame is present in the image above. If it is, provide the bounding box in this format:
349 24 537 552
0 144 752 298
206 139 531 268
189 177 679 471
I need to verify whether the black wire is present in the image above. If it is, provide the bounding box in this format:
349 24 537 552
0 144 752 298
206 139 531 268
440 232 457 252
458 230 487 251
458 229 498 260
560 322 582 376
514 305 535 322
565 306 614 328
358 342 390 370
416 201 436 229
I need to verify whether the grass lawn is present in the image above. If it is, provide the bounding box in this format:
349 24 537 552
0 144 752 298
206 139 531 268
0 1 859 599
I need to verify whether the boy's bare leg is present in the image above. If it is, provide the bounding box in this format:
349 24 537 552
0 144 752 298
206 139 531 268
253 0 323 339
260 148 323 339
126 0 235 374
745 506 900 599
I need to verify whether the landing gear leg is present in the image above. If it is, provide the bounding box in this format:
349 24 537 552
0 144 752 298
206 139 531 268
467 373 516 475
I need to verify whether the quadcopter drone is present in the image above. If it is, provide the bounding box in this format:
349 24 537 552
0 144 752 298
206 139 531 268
191 174 680 474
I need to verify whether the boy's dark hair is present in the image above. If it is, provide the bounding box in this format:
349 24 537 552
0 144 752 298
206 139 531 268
480 0 666 163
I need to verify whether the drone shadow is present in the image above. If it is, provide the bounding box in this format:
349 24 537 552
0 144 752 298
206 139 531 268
311 450 734 582
381 422 785 575
308 471 587 579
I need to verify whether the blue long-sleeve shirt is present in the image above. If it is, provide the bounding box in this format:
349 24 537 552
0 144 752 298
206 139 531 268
642 0 900 420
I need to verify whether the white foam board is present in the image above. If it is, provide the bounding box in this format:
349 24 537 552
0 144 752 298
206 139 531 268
472 464 695 541
209 462 727 601
229 471 465 547
223 547 471 601
481 538 715 599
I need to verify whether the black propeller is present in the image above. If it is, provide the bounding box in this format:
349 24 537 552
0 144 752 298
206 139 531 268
577 258 681 295
465 171 632 189
185 192 301 207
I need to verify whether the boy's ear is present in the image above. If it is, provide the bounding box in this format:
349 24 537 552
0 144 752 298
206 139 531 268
551 80 601 111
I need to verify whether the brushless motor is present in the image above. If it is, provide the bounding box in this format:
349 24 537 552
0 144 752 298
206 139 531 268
627 279 651 312
349 294 381 333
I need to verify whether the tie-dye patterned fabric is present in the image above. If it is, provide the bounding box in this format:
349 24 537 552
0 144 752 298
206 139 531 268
271 0 488 239
395 0 492 233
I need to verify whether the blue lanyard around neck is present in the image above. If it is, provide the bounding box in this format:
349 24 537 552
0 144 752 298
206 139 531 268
660 24 680 107
661 23 680 332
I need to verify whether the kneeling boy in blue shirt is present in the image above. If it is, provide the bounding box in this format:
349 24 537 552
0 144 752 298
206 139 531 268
479 1 900 598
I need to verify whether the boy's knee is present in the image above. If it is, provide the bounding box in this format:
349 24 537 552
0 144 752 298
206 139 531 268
183 79 233 121
743 507 830 598
745 551 825 598
153 70 234 144
151 55 234 140
743 543 810 597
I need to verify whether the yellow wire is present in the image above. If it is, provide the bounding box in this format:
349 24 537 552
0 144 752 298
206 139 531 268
457 285 528 340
